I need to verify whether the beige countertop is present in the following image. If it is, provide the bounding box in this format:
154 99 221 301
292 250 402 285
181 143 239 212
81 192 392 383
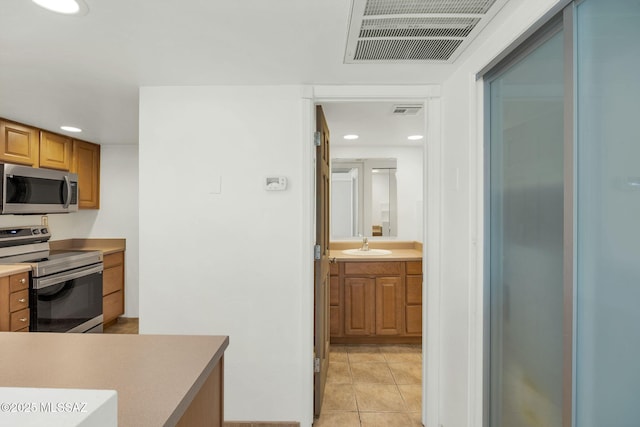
50 238 126 255
0 332 228 426
329 240 422 261
0 264 32 276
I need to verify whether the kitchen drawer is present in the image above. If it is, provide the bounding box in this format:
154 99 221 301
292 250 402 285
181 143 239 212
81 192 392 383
103 252 124 269
9 272 29 293
10 308 29 331
9 289 28 313
344 262 401 276
103 266 124 296
103 290 124 324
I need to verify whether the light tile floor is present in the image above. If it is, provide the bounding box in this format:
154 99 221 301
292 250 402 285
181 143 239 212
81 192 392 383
314 344 423 427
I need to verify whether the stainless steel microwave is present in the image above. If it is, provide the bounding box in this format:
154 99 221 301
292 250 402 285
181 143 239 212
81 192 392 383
0 163 78 214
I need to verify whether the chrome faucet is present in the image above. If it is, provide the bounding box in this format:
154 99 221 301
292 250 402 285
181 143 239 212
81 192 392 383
361 236 369 251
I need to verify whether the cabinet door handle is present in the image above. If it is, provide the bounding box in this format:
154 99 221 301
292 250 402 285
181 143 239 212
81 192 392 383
19 318 27 322
18 298 26 303
19 278 26 284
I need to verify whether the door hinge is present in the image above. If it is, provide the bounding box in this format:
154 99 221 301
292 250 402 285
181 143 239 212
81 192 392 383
314 244 321 260
314 131 321 147
314 357 320 373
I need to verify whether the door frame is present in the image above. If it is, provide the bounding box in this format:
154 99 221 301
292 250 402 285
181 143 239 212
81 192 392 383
304 85 442 426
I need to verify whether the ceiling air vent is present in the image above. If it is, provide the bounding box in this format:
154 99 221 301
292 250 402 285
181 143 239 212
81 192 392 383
392 104 423 115
344 0 509 64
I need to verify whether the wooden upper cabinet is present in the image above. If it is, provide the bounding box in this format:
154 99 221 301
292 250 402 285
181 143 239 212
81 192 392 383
0 119 40 166
71 140 100 209
40 131 72 171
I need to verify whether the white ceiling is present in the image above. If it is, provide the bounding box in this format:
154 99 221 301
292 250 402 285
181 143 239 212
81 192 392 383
0 0 472 145
321 102 426 147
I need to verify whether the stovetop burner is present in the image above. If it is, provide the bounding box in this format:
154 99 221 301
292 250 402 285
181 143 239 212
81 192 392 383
0 226 103 277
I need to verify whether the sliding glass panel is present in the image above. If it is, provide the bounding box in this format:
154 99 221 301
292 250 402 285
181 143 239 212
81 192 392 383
488 29 565 427
575 1 640 425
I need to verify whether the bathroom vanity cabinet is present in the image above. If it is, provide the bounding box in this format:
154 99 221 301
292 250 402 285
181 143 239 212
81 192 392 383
330 259 423 344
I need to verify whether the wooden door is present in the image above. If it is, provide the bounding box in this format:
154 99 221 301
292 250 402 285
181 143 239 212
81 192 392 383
375 276 403 335
344 277 375 336
314 105 331 418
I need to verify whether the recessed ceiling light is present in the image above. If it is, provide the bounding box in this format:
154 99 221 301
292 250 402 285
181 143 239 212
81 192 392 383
407 135 424 141
60 126 82 133
32 0 88 15
343 134 359 140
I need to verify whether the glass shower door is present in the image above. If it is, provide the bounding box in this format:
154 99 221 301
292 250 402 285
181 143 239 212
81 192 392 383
488 27 565 427
575 0 640 425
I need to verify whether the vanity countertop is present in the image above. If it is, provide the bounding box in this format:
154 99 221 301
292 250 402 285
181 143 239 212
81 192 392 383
329 240 422 261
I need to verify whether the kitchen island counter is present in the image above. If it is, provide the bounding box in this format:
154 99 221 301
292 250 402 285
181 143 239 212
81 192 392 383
0 332 228 426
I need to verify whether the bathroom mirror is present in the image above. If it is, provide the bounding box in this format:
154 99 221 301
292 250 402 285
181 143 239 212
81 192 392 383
331 158 397 238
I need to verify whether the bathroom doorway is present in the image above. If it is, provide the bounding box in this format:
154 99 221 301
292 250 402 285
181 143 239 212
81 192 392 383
312 97 434 426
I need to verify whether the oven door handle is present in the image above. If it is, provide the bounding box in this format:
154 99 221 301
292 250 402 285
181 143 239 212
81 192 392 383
33 263 103 290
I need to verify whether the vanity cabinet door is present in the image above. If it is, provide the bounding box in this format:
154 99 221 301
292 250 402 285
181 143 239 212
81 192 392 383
375 276 403 335
405 260 423 336
329 275 342 337
344 277 375 336
405 275 423 335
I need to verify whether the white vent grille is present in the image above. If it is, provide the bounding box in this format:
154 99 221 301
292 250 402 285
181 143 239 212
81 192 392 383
363 0 498 15
345 0 508 64
360 17 480 38
392 105 423 115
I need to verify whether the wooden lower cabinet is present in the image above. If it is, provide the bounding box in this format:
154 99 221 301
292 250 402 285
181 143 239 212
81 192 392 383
0 271 30 332
103 251 125 325
331 260 421 343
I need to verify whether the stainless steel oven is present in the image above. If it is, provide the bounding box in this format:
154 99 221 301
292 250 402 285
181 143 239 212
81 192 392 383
31 261 103 333
0 225 103 333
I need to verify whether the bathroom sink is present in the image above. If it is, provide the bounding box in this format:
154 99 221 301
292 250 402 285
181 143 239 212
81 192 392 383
342 248 392 256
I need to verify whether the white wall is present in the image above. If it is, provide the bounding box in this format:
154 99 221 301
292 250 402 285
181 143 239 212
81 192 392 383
138 86 311 424
438 0 564 426
331 145 423 241
0 145 139 317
